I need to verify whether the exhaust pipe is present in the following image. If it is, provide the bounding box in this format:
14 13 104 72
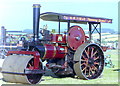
33 4 41 41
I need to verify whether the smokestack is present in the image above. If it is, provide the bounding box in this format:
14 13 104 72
33 4 41 41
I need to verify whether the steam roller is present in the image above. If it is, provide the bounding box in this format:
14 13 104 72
1 3 113 84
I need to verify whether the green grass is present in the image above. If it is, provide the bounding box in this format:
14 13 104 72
40 68 118 84
0 50 119 85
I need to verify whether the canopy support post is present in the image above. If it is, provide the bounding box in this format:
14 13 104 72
58 16 61 34
67 20 70 32
88 22 101 45
89 23 92 42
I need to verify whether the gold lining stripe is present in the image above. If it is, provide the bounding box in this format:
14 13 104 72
53 46 56 58
43 45 47 59
33 6 41 8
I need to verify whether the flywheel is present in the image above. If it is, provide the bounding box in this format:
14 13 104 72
67 25 85 50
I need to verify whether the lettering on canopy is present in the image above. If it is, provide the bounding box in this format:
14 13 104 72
63 16 112 23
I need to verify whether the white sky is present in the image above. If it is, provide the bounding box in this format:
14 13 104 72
0 0 119 32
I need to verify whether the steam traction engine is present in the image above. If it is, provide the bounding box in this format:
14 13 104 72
1 4 112 84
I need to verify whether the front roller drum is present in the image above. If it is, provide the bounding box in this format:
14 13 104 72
2 55 43 84
74 43 104 80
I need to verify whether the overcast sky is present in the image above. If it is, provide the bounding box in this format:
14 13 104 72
0 0 119 32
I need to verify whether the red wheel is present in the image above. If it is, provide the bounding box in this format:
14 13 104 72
74 43 104 79
26 58 43 84
67 26 85 50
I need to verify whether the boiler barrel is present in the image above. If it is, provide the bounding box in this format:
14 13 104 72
36 44 66 59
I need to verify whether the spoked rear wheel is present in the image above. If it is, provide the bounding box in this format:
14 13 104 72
74 43 104 80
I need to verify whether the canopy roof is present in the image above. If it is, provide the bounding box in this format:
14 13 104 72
40 12 112 24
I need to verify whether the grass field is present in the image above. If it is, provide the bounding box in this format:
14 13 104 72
0 49 119 85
